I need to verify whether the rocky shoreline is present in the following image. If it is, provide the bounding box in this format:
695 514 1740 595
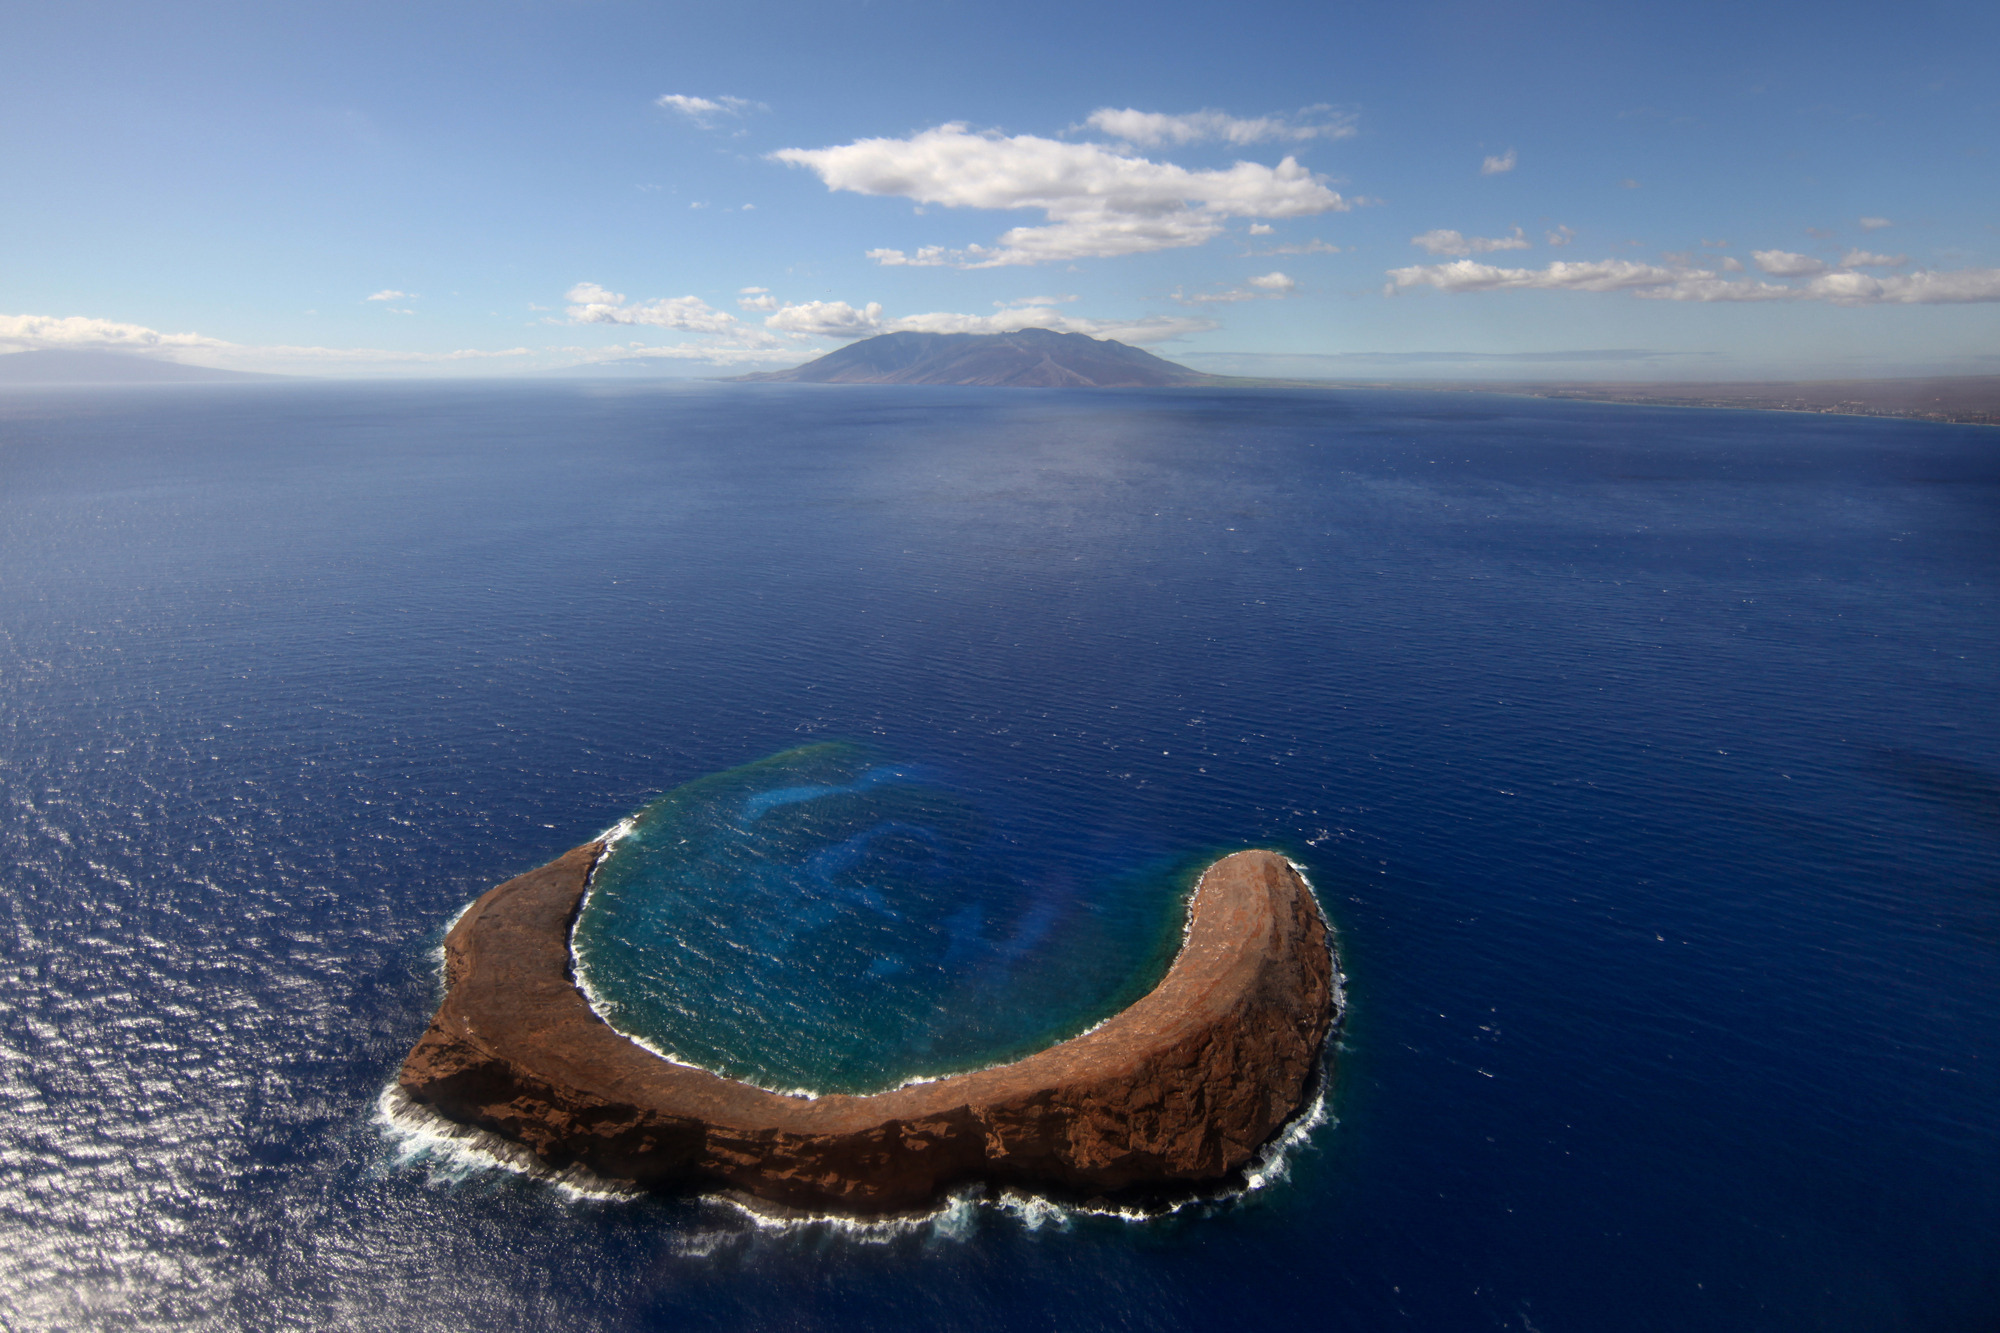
398 845 1335 1214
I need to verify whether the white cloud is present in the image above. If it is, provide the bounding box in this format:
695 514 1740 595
1858 216 1894 231
755 297 1212 345
865 245 987 268
1785 269 2000 304
0 311 540 372
1246 237 1341 256
1839 249 1907 269
1175 271 1297 305
895 308 1215 343
0 313 230 356
1082 106 1357 146
1411 226 1530 256
1546 226 1575 246
656 94 764 129
762 300 887 339
1248 223 1274 235
1633 276 1800 302
563 282 745 334
1721 257 1744 272
1480 149 1517 176
1385 258 2000 305
1387 258 1684 295
1753 250 1827 277
736 286 779 312
772 123 1349 267
365 289 412 302
993 294 1078 307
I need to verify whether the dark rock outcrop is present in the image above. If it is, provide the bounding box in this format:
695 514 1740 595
398 845 1334 1214
732 329 1211 388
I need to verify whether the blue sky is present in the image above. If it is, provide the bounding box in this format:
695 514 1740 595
3 0 1995 378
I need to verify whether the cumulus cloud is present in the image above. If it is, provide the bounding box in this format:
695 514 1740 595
1547 225 1575 246
365 289 413 302
0 313 230 356
656 94 764 129
762 300 887 339
1858 216 1893 231
772 123 1349 267
1839 249 1907 269
1752 250 1827 277
563 275 1215 355
1480 149 1517 176
754 297 1212 345
0 311 538 372
1082 106 1357 146
1411 226 1529 256
1385 258 2000 305
563 282 746 334
1175 271 1298 305
1780 269 2000 304
1387 258 1685 295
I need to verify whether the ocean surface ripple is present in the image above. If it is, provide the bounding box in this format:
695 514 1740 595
0 382 1995 1331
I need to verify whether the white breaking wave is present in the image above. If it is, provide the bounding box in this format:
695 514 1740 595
383 846 1348 1241
373 1084 641 1201
374 1068 1338 1244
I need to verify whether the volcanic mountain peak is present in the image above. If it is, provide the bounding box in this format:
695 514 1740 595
735 329 1210 388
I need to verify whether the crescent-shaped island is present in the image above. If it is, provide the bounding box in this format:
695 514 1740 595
399 844 1335 1214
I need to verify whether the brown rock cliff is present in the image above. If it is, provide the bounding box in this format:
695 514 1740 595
398 845 1334 1213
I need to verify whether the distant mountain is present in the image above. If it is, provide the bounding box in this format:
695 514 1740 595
0 350 282 385
734 329 1211 387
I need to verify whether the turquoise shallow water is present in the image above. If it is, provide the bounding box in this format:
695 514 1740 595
573 742 1191 1093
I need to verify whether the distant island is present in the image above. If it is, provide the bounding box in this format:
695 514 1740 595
0 349 283 386
732 328 1212 388
1456 375 2000 428
14 344 1990 427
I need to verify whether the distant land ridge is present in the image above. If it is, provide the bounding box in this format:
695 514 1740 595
733 329 1212 388
0 349 282 385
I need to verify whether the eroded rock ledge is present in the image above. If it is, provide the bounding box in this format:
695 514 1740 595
398 845 1335 1214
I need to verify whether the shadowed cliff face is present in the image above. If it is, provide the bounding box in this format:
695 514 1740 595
399 845 1335 1214
735 329 1211 387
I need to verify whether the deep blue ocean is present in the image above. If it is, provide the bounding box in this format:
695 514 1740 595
1 381 1995 1331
